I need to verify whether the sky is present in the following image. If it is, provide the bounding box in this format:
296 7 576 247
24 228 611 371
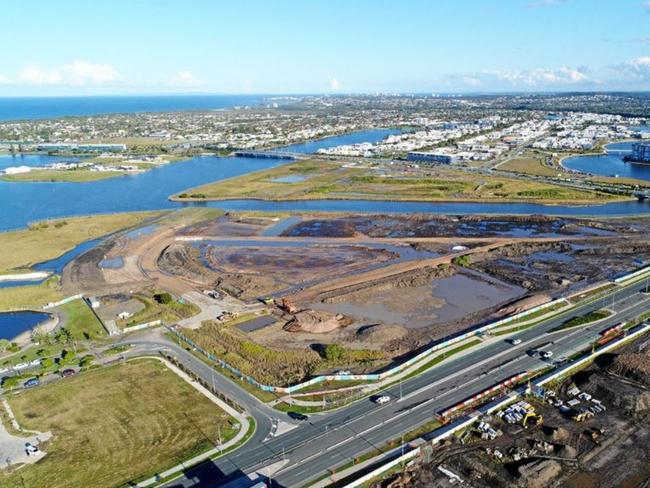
1 0 649 96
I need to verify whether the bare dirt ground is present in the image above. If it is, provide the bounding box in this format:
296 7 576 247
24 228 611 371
61 212 649 365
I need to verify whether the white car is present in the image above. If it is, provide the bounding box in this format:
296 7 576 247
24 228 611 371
510 338 522 345
374 395 391 405
540 350 554 359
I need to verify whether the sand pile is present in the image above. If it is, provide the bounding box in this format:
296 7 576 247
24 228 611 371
494 294 552 318
609 353 650 385
355 324 408 343
284 310 352 334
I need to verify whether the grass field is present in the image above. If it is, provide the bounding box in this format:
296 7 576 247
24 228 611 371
118 294 199 328
0 277 63 312
0 211 163 273
498 156 562 177
172 159 618 204
182 321 387 386
0 169 127 183
57 298 105 340
0 359 237 488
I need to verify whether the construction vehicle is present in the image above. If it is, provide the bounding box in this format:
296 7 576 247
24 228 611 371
522 411 544 428
572 409 594 422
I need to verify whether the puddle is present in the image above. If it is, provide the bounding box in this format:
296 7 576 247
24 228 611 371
237 315 277 332
99 257 125 269
262 216 303 237
269 175 307 183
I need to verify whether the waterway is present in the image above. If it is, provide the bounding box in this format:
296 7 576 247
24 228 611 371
563 141 650 181
0 95 267 121
277 128 401 153
0 311 51 340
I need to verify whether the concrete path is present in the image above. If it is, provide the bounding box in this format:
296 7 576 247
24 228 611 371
177 291 251 330
0 399 51 469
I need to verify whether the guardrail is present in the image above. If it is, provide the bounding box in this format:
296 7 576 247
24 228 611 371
170 265 650 394
339 323 650 488
535 322 650 387
614 265 650 284
168 297 569 394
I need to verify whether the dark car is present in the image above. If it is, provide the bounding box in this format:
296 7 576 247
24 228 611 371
288 411 309 421
61 369 76 378
23 377 40 388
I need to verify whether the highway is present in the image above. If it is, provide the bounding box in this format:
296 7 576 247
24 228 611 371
134 275 650 488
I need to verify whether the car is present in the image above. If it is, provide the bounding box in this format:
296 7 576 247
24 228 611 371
373 395 391 405
288 411 309 421
509 338 522 345
23 378 40 388
61 369 76 377
540 350 554 359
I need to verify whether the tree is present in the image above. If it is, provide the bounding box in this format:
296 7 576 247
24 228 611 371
154 292 173 305
322 343 346 362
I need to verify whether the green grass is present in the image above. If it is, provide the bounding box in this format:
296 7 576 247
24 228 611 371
182 321 386 386
0 359 237 488
0 276 63 312
57 298 105 340
118 294 199 328
553 309 612 331
171 159 618 204
0 169 125 183
499 156 561 177
0 211 163 273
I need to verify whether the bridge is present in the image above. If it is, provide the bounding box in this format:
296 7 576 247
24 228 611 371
634 190 650 201
233 150 309 160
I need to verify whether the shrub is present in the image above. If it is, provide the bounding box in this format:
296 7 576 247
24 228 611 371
322 343 345 362
154 292 173 305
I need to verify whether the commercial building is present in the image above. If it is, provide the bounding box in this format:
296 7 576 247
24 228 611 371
628 143 650 163
407 151 458 164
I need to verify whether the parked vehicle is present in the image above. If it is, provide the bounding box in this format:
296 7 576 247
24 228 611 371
61 369 76 378
23 377 40 388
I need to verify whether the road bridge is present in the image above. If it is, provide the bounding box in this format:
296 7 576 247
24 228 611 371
234 150 309 160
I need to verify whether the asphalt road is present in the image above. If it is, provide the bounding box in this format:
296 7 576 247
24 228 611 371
145 277 650 488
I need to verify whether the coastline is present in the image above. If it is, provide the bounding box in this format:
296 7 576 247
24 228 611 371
0 272 50 283
1 311 59 346
169 193 630 207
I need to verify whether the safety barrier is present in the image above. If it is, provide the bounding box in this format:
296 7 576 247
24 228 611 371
123 320 162 334
43 294 83 310
168 296 568 394
535 322 650 387
614 265 650 284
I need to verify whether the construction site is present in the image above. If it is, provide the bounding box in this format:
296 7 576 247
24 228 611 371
60 211 650 385
375 334 650 488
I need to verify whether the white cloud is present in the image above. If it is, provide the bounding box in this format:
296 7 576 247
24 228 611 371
329 76 342 90
17 61 119 86
168 70 203 87
526 0 568 8
617 56 650 81
488 66 592 86
0 74 11 84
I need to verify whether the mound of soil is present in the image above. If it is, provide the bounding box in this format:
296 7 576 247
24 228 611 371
582 372 650 416
355 324 408 343
284 310 352 334
493 294 552 318
609 353 650 386
517 459 562 487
